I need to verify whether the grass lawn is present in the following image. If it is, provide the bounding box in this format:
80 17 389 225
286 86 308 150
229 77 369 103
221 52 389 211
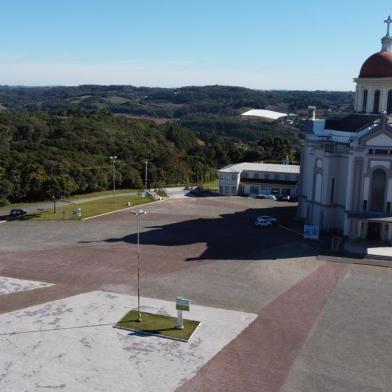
201 179 218 189
68 188 136 200
0 188 137 215
115 310 200 342
30 194 152 221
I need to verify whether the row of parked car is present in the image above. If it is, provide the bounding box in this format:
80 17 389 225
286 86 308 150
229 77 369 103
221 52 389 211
251 194 296 202
185 186 219 197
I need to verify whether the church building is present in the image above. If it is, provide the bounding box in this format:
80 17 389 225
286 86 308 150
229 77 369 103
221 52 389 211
298 17 392 241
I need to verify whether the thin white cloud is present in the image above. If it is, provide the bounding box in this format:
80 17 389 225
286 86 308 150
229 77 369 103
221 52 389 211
0 58 355 91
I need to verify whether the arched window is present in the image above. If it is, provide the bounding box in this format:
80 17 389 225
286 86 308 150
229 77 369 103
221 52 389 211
387 90 392 114
314 173 322 203
370 169 386 212
373 90 381 113
362 90 368 112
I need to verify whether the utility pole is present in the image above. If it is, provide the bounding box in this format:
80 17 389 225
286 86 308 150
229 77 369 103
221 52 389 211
110 155 117 194
144 159 149 191
131 209 147 322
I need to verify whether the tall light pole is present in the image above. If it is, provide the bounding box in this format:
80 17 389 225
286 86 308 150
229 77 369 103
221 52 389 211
110 155 117 194
131 209 147 321
144 159 149 191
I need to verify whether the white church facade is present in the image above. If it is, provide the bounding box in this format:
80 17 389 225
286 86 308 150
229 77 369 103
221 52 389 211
298 18 392 241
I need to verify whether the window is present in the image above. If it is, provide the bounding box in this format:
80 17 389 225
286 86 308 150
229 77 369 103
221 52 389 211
231 186 236 194
363 200 367 211
314 173 322 203
370 169 386 212
250 185 258 194
274 174 280 180
219 186 223 193
363 90 368 112
388 90 392 114
265 173 270 180
253 172 259 179
373 90 381 113
330 178 335 204
388 202 391 214
369 149 374 155
375 149 388 155
232 175 236 181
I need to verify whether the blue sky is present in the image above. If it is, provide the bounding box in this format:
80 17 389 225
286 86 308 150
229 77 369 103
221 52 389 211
0 0 391 90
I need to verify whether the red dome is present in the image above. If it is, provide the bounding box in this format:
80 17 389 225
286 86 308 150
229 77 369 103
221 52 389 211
359 51 392 78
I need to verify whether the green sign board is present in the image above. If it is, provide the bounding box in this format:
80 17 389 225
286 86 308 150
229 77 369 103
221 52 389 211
176 297 190 311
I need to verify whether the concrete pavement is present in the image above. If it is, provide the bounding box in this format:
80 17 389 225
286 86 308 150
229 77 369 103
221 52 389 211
2 197 392 391
0 291 256 392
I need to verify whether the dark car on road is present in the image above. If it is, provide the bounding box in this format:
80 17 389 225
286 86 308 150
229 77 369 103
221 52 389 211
9 208 27 218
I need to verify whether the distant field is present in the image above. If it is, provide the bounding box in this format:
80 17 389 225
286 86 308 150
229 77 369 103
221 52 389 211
104 96 131 104
112 113 172 124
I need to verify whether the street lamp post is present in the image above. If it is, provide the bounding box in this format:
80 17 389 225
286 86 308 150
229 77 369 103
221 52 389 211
131 209 147 321
110 155 117 194
144 159 149 191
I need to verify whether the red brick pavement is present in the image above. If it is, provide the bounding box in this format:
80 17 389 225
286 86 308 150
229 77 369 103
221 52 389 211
0 242 207 314
179 262 346 392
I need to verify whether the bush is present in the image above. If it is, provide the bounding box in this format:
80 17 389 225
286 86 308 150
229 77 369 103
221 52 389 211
0 197 10 207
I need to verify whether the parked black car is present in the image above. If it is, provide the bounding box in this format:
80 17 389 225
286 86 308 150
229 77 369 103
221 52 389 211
9 208 27 218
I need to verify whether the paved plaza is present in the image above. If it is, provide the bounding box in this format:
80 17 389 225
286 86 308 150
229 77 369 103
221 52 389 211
0 291 256 392
1 196 392 391
0 277 54 296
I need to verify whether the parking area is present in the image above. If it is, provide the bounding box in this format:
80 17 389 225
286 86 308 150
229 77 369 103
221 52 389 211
1 196 392 391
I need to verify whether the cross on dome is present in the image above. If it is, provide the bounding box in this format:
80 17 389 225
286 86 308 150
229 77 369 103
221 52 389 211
385 16 392 36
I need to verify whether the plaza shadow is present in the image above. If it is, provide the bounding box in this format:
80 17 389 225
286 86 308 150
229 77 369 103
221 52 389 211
79 205 319 262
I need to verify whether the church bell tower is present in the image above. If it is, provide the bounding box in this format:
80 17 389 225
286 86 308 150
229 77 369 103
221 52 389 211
354 16 392 114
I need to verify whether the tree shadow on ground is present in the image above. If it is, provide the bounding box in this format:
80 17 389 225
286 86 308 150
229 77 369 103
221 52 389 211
79 205 319 262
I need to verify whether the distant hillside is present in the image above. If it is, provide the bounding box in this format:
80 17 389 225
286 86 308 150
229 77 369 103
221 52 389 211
0 85 354 118
0 86 349 203
0 85 354 145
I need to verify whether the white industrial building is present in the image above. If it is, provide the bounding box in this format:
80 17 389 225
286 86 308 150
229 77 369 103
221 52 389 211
218 162 300 197
241 109 297 124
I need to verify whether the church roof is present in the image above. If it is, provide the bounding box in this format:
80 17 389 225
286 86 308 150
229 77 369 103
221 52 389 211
325 114 381 132
359 51 392 78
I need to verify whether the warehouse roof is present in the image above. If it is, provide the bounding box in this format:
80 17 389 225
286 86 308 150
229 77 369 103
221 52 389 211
219 162 300 174
241 109 288 121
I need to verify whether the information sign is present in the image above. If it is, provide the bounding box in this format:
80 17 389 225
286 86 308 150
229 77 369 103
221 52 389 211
304 224 320 240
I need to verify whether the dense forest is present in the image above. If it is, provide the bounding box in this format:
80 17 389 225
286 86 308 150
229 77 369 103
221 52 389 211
0 85 354 205
0 112 296 205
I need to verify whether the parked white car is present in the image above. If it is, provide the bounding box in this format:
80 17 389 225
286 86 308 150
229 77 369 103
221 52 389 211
257 215 277 223
255 218 272 227
266 194 277 200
